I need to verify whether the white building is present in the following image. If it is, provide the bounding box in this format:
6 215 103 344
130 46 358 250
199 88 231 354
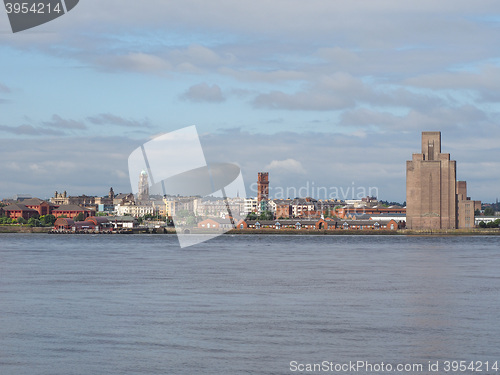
115 203 156 218
244 198 258 214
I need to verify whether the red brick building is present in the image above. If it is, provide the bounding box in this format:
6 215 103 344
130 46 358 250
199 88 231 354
21 198 56 216
197 218 234 230
52 204 95 219
53 217 76 230
257 172 269 203
336 206 406 219
2 203 39 220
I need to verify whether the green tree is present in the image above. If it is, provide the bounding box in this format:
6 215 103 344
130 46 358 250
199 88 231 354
16 217 27 225
479 221 487 228
258 210 273 220
486 219 500 228
0 217 13 224
246 212 258 220
40 214 56 226
74 213 85 222
484 207 495 216
185 215 197 226
28 217 41 227
474 209 481 216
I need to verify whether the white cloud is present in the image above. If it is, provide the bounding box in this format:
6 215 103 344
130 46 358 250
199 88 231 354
265 159 307 175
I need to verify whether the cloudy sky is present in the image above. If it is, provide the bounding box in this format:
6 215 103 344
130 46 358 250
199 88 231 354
1 1 499 203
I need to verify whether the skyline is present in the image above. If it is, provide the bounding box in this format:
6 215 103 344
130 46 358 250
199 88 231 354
1 1 500 202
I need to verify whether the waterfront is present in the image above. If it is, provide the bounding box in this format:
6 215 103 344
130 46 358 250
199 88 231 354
1 234 500 374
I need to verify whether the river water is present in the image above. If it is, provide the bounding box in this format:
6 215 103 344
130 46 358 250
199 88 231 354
1 234 500 374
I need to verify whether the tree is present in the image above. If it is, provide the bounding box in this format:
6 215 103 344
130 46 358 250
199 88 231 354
484 207 495 216
28 217 41 227
74 213 85 222
486 219 500 228
0 217 13 224
474 209 481 216
246 212 258 220
16 217 27 225
258 210 273 220
479 221 487 228
185 215 197 226
40 214 56 226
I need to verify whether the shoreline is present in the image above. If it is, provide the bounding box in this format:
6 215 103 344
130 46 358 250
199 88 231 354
1 225 499 236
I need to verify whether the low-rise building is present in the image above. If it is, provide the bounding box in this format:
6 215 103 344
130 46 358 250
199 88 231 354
52 204 95 219
21 198 57 216
115 203 155 218
108 216 139 229
2 203 39 220
197 218 235 230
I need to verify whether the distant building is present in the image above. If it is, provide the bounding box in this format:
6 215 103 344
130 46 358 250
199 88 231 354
137 170 150 203
113 193 135 206
406 131 480 230
94 187 116 212
52 204 95 220
244 198 258 214
1 203 39 220
21 198 56 216
197 218 235 230
257 172 269 212
196 197 244 218
406 132 457 229
273 199 292 219
51 191 96 208
163 196 200 218
456 181 481 229
115 203 155 218
13 194 32 202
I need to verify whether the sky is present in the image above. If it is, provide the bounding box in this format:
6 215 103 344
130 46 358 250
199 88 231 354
1 0 500 203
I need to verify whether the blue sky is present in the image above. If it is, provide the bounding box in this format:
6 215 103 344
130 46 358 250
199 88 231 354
1 1 500 203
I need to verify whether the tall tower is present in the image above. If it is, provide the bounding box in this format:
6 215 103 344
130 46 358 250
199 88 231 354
257 172 269 203
137 170 150 203
406 131 457 229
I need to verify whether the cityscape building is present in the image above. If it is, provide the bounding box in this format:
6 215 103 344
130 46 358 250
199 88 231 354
406 131 481 230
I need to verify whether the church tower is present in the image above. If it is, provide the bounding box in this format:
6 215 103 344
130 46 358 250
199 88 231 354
137 170 149 203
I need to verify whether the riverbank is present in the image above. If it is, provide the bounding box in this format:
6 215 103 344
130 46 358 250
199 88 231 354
227 228 500 235
0 225 52 233
1 226 499 235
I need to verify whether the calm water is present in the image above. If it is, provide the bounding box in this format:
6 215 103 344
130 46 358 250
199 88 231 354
1 234 500 375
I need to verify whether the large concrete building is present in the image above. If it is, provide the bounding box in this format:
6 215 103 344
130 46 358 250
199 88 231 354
406 131 480 230
407 131 456 229
456 181 482 229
